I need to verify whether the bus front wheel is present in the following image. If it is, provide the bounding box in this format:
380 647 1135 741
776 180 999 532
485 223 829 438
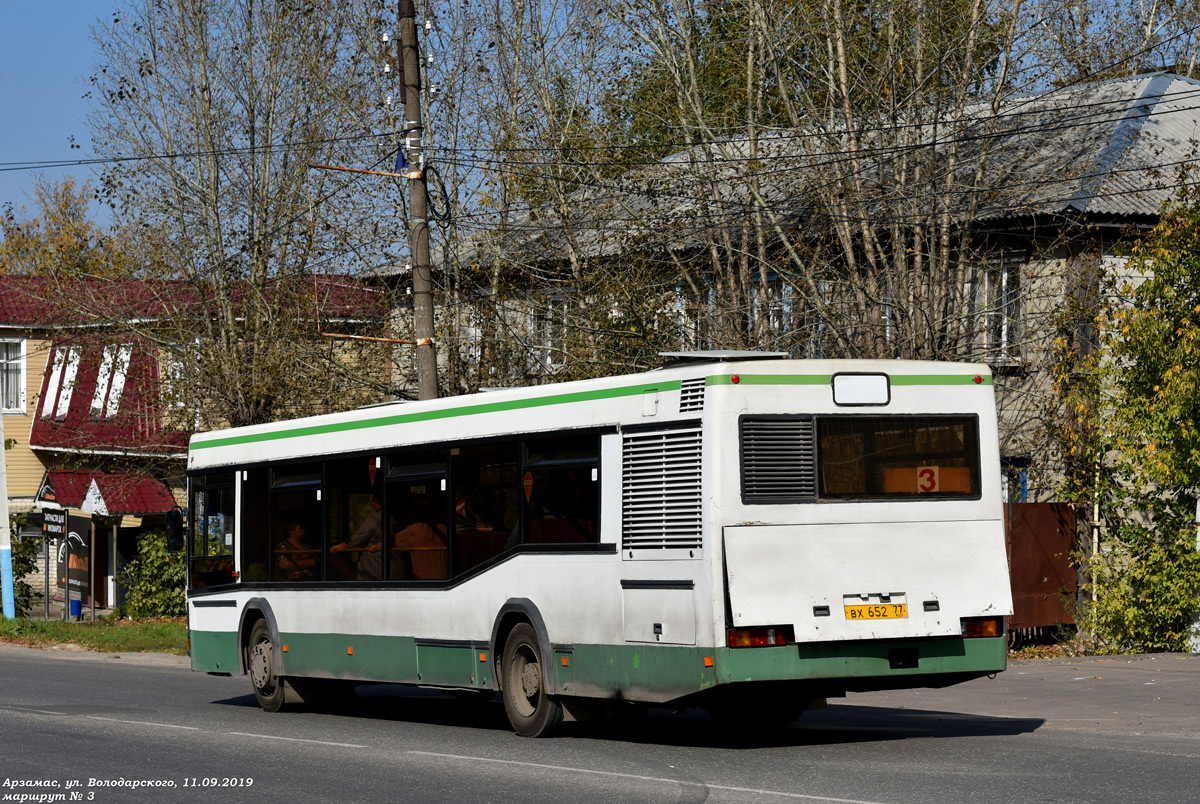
500 623 563 737
247 620 287 712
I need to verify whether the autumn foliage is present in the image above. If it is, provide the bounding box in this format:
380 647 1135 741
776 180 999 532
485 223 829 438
1060 187 1200 652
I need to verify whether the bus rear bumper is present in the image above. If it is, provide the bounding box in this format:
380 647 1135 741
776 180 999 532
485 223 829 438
716 635 1007 692
561 635 1005 703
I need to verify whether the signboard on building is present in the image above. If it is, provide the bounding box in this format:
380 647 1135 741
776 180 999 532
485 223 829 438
42 509 66 539
56 514 93 598
37 476 59 507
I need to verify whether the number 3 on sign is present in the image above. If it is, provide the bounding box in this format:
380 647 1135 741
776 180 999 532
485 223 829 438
917 466 940 492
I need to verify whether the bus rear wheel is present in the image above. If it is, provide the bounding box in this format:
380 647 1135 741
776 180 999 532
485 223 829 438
247 620 287 712
500 623 563 737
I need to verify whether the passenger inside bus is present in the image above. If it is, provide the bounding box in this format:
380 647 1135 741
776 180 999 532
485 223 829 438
330 494 384 580
392 491 448 580
274 521 319 582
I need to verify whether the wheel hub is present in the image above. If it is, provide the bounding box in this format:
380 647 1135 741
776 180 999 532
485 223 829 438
249 641 272 690
521 662 540 698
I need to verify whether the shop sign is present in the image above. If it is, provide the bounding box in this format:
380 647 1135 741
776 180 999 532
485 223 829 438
43 509 67 538
56 515 93 596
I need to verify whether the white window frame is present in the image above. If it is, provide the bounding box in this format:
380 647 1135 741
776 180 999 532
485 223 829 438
41 345 82 421
531 296 569 371
0 338 26 414
982 253 1023 366
88 343 133 419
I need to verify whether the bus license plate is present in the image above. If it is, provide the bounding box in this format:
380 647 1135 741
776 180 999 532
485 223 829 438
845 603 908 620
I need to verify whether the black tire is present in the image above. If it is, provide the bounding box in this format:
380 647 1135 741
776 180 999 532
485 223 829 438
500 623 563 737
247 620 287 712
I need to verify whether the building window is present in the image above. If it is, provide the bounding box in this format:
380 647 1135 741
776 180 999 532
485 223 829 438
1001 456 1029 503
531 296 568 370
982 254 1023 365
41 345 81 420
89 344 133 419
0 339 25 414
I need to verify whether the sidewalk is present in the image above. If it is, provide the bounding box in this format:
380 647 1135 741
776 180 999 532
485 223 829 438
23 591 113 622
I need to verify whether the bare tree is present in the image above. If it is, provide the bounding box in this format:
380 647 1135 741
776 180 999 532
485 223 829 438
88 0 400 427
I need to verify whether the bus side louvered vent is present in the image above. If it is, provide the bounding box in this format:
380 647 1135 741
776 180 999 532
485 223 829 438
741 417 817 501
622 427 703 551
679 378 706 412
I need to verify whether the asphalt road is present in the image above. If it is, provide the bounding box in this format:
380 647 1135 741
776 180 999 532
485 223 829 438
0 644 1196 803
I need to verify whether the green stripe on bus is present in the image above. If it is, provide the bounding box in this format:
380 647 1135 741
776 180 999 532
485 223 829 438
707 373 993 387
706 374 831 386
191 379 683 450
891 374 993 386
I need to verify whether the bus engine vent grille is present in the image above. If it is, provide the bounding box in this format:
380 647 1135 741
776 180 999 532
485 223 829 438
622 426 703 551
741 417 817 500
679 378 706 412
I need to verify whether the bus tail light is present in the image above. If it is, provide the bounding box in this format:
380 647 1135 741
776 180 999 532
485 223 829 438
726 625 793 648
961 616 1004 638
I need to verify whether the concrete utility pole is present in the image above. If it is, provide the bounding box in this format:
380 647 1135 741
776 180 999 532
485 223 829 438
0 410 13 619
1190 497 1200 653
399 0 439 400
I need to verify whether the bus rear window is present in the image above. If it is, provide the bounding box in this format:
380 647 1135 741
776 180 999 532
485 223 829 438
818 416 980 499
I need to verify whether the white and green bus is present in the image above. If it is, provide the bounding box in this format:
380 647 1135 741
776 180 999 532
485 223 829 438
186 352 1013 736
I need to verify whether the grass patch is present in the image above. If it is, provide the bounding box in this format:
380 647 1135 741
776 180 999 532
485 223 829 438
0 616 188 655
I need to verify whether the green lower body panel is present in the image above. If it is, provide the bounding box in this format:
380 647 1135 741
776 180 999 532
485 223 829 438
558 643 719 701
189 626 1005 704
718 635 1007 689
190 630 241 674
558 637 1006 703
278 633 494 689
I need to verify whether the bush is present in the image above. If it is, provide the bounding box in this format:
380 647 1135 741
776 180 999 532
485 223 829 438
3 514 39 617
119 530 186 618
1056 186 1200 652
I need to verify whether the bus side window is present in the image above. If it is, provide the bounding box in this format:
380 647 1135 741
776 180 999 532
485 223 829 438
241 469 270 583
188 472 236 588
387 479 449 580
326 456 383 582
452 443 518 576
522 435 600 546
269 465 323 583
525 466 598 544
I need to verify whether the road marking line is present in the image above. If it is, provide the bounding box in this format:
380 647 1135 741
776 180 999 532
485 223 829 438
408 751 889 803
229 732 366 749
88 716 199 730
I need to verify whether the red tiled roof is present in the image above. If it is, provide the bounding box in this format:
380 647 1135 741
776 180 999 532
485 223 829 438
0 276 180 326
38 470 175 515
29 333 189 454
0 275 383 327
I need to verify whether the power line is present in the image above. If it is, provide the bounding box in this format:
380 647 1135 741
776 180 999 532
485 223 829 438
7 75 1200 177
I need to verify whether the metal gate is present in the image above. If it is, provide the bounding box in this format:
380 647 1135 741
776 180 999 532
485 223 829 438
1004 503 1077 632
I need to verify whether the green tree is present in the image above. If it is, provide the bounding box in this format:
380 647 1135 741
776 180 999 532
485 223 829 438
0 178 148 277
119 530 186 618
1069 186 1200 652
3 515 39 618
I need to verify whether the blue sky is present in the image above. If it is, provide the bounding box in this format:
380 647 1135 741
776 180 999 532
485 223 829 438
0 1 106 225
